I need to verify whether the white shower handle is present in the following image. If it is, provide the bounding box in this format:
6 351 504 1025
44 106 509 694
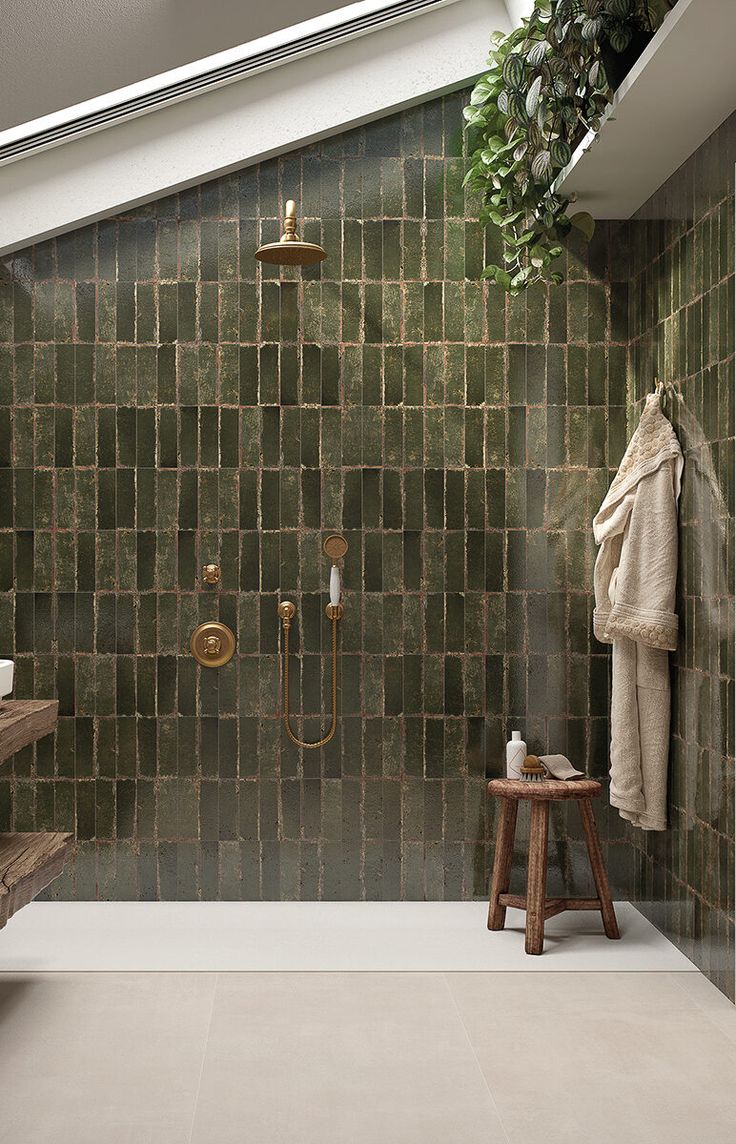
329 564 341 606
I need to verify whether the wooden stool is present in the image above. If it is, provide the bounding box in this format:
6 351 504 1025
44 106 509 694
487 778 620 955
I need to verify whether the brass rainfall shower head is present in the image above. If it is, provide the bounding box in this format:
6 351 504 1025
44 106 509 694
255 199 326 266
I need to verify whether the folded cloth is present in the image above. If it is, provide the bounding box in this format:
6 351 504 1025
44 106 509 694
539 754 584 780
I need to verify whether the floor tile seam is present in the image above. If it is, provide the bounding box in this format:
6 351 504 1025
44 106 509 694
187 971 219 1144
440 970 514 1144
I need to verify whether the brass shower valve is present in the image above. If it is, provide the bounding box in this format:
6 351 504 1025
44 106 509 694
190 621 235 667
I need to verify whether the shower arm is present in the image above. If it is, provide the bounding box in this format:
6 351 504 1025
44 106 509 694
277 535 347 750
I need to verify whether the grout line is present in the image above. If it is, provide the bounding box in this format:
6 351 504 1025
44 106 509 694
440 971 514 1144
186 970 218 1144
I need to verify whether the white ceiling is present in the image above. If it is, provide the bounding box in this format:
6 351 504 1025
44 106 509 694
0 0 511 254
0 1 341 131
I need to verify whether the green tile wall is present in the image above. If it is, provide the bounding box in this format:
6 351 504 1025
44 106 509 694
626 113 735 1000
0 91 627 902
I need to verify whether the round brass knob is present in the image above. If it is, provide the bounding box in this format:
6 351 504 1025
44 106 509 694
190 621 235 667
202 563 221 585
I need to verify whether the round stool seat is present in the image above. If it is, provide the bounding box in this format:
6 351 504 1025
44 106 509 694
487 778 602 801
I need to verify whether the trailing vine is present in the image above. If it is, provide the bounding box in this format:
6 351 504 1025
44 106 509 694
463 1 675 293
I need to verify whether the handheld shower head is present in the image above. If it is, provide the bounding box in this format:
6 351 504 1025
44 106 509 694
255 199 326 266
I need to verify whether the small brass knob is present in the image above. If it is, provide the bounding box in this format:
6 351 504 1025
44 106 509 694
202 563 221 585
190 621 235 667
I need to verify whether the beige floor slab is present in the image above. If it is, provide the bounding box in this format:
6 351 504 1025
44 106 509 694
669 970 736 1045
445 969 707 1016
190 972 510 1144
447 971 736 1144
0 973 216 1144
1 969 733 1144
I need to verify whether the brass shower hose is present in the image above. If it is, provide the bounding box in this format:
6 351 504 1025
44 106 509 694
278 601 342 749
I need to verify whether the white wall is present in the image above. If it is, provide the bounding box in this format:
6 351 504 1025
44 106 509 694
503 0 534 25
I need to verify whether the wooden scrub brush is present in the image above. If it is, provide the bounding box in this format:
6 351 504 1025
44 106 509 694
520 754 547 782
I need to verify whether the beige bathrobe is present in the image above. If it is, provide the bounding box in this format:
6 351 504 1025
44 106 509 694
593 394 683 831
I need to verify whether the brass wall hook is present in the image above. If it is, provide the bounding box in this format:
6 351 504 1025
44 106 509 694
202 563 221 585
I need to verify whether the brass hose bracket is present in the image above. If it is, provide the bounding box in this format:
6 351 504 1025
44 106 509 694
278 600 296 630
278 600 341 750
277 533 347 750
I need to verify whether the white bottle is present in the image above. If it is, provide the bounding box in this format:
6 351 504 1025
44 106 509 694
506 730 526 779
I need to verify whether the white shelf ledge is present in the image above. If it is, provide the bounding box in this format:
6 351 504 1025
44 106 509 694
556 0 736 219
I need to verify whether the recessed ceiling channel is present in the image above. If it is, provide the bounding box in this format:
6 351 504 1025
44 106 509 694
0 0 459 168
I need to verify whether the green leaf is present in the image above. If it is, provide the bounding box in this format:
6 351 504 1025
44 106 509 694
508 92 527 121
530 149 552 182
607 0 632 16
525 74 542 118
550 138 572 168
526 39 550 67
608 25 632 53
502 52 526 90
569 210 595 240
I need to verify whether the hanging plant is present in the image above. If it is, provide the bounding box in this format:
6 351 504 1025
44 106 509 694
463 1 675 293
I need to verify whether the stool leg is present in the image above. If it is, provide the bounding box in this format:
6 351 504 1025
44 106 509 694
487 797 518 930
525 801 549 955
579 798 620 940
